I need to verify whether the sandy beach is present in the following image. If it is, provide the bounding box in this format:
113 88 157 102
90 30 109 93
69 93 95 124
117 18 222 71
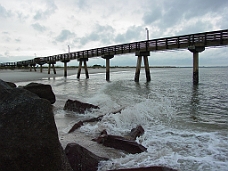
0 67 132 83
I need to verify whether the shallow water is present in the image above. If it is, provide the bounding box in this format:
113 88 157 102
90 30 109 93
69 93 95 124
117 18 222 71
16 68 228 171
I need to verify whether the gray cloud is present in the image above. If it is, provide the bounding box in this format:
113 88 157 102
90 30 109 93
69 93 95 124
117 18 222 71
143 3 163 25
15 38 21 42
4 50 9 57
16 12 29 22
31 23 46 32
143 0 228 33
115 25 143 43
219 11 228 29
33 0 57 20
79 24 115 46
16 47 21 51
0 4 12 18
3 36 11 42
56 30 76 42
183 0 228 20
178 20 214 35
76 0 88 9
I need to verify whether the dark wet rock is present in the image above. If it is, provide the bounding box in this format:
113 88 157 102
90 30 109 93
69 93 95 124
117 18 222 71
23 82 56 104
68 121 84 133
0 79 11 89
93 130 147 154
108 166 178 171
68 115 104 133
84 115 104 122
129 125 145 140
65 143 108 171
67 107 125 133
6 81 16 88
0 80 72 171
64 99 99 113
67 107 125 134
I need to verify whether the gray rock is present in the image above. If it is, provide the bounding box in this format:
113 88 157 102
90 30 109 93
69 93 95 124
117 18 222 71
0 79 72 171
6 81 16 88
93 130 147 154
23 82 56 104
65 143 108 171
64 99 99 114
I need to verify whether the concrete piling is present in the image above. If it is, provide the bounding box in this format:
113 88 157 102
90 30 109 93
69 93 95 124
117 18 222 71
134 56 142 82
102 54 114 81
143 56 151 82
188 46 205 85
84 60 89 79
193 52 199 84
30 64 36 72
48 61 56 74
40 65 43 73
77 58 89 79
62 60 70 77
135 51 151 82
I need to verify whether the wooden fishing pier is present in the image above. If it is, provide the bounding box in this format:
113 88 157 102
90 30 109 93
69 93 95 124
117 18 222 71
1 29 228 84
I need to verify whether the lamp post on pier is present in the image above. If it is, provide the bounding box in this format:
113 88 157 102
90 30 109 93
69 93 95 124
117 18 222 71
62 45 71 77
145 28 149 40
68 45 70 53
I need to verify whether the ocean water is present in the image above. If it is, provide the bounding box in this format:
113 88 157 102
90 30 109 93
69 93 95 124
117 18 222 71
17 67 228 171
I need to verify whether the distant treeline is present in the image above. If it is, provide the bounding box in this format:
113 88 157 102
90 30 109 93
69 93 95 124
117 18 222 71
1 65 227 70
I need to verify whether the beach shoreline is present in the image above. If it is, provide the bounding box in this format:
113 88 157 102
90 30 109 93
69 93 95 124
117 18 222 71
0 67 132 83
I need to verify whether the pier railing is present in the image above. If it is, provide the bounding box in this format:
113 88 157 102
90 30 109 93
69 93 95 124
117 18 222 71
1 29 228 67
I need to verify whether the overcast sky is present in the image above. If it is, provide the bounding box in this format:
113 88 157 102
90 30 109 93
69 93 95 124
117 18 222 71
0 0 228 66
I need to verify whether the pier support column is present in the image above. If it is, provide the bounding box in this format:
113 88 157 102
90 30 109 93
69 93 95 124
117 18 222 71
134 56 142 82
102 54 114 81
48 61 56 74
135 51 151 82
61 59 70 77
40 64 43 73
188 46 205 85
38 62 46 73
30 64 36 72
34 58 46 73
143 56 151 82
193 52 199 84
77 58 89 79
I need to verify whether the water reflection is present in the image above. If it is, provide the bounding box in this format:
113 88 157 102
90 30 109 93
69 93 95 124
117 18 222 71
190 84 199 120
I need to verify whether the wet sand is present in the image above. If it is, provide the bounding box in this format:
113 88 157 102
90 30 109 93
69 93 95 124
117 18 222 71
0 67 131 83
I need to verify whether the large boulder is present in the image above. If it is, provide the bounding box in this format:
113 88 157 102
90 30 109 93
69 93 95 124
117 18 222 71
65 143 108 171
64 99 99 114
0 80 72 171
23 82 56 104
6 81 16 88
